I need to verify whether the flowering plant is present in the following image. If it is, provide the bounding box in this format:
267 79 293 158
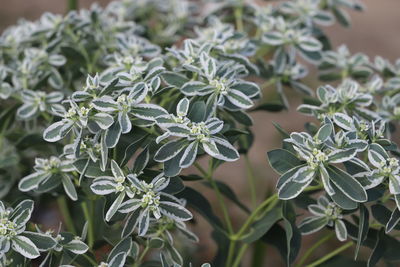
0 0 399 266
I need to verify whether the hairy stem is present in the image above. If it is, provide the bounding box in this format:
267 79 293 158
305 241 353 267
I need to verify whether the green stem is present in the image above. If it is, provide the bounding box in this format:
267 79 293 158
81 202 94 248
305 241 353 267
232 244 249 267
226 240 237 267
244 154 257 208
296 232 334 267
235 193 278 239
67 0 78 11
194 162 234 234
80 253 98 266
57 196 77 235
133 244 151 267
234 3 244 32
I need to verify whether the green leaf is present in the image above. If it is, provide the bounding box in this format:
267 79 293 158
43 121 65 142
368 229 386 267
282 201 301 265
181 81 207 96
212 137 239 162
333 113 353 131
18 172 50 192
154 139 188 162
241 203 282 243
252 102 285 112
62 174 78 201
11 235 40 259
335 220 348 241
108 237 132 262
267 149 303 174
330 182 358 210
328 148 357 164
327 165 367 202
22 232 57 251
386 208 400 233
132 147 150 174
161 72 189 88
106 192 126 222
93 113 114 130
159 201 192 221
63 239 89 254
176 187 224 232
299 216 328 235
315 124 332 142
131 104 167 121
355 204 369 259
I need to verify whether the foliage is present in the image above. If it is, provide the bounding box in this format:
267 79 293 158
0 0 399 266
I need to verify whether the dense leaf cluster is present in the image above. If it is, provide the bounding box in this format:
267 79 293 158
1 0 399 266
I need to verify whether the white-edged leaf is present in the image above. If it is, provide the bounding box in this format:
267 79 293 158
299 216 328 235
106 192 126 222
160 201 193 221
11 235 40 259
335 220 348 241
64 239 89 254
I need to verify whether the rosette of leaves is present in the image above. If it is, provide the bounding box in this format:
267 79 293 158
0 200 56 261
299 195 348 241
298 80 378 121
376 57 400 90
99 56 164 96
193 17 258 73
322 0 364 27
318 45 372 81
38 229 89 266
113 34 161 59
90 160 192 236
269 122 368 209
358 144 400 208
165 46 260 114
261 17 323 63
154 98 240 176
16 90 64 120
9 48 66 92
279 0 335 27
0 67 13 100
380 93 400 122
263 48 312 107
18 156 78 201
42 100 114 145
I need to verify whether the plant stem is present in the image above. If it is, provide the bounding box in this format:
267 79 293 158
232 244 249 267
80 253 98 266
133 246 150 267
194 162 234 234
68 0 78 11
57 196 77 235
81 202 94 248
244 154 257 208
234 2 244 32
235 193 278 239
296 232 335 267
305 241 353 267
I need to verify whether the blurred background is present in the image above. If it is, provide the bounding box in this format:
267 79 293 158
1 0 400 266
